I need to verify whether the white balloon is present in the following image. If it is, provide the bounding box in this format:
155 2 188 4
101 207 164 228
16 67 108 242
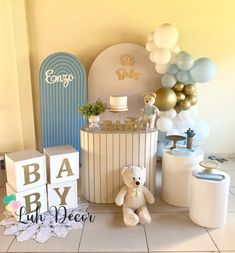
150 48 171 65
169 53 178 64
194 120 210 140
171 44 180 53
178 110 191 120
189 106 199 117
154 23 179 49
157 117 173 132
146 40 157 52
164 109 177 119
155 63 169 74
167 128 179 136
148 31 155 41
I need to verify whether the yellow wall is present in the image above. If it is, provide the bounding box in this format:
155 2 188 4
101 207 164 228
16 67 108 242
0 0 24 151
2 0 235 153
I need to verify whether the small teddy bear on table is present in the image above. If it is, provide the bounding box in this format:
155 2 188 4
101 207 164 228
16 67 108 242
141 92 159 129
115 165 155 226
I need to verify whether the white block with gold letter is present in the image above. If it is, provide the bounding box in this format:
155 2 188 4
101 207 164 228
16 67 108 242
5 150 46 192
44 145 79 184
47 180 77 209
6 183 48 221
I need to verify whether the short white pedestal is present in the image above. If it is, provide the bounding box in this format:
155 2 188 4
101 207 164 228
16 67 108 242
189 170 230 228
162 148 204 207
80 128 158 203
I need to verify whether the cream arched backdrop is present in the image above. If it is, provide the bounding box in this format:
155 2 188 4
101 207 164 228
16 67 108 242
88 43 161 118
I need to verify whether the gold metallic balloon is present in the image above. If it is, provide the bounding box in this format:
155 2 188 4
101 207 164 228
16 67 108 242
155 88 177 111
187 95 197 106
175 92 186 102
184 84 196 96
174 104 181 113
173 82 184 92
179 99 191 110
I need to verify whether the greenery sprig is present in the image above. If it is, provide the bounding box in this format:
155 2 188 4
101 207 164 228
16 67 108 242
79 99 107 117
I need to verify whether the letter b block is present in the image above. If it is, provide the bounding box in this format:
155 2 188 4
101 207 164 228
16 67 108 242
44 145 79 184
6 183 48 221
5 150 47 192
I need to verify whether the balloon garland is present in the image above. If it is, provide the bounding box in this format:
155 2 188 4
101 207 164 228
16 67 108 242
146 23 216 140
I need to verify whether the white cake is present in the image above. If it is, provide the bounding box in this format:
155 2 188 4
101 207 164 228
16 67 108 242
109 96 128 111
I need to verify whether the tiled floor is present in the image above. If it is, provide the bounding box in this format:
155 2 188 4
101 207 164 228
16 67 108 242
0 158 235 252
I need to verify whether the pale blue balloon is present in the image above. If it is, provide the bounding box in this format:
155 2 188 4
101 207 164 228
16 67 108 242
168 64 179 75
161 74 177 88
176 70 189 83
177 53 194 70
189 58 216 83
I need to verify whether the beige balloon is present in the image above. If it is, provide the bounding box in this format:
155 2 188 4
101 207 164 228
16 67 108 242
155 88 177 111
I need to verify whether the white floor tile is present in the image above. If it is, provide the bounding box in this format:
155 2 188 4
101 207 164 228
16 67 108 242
8 229 82 252
228 193 235 212
145 213 217 252
226 171 235 187
208 212 235 251
88 203 121 213
219 160 235 171
0 225 15 252
148 191 188 213
79 213 147 252
230 187 235 196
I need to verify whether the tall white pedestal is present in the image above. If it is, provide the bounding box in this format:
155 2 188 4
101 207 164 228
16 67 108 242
162 148 203 207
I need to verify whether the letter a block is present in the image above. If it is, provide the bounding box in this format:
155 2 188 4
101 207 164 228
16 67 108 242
44 145 79 184
6 183 48 221
5 150 46 192
47 180 77 209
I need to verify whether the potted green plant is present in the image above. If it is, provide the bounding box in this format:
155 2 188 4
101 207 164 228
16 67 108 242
79 99 107 128
184 128 196 149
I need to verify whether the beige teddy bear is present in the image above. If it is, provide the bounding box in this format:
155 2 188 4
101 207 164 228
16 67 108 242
115 165 155 226
141 92 159 129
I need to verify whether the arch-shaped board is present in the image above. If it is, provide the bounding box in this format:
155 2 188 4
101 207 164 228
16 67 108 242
39 52 87 152
88 43 161 119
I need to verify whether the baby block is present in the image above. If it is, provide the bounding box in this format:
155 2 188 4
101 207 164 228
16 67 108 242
6 183 48 222
5 150 47 192
47 180 78 209
44 145 79 184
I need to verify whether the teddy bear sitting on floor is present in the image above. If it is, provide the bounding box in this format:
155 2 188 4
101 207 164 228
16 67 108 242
115 165 155 226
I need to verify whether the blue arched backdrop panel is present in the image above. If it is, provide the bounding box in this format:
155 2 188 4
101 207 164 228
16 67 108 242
39 52 87 152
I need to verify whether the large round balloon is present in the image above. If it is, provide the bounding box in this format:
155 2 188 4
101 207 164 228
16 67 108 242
164 108 177 119
157 117 173 132
161 74 177 88
154 23 179 49
168 64 179 75
189 58 216 83
155 88 177 111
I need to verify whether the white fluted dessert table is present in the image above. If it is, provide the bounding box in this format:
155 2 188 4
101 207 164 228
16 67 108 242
80 127 158 203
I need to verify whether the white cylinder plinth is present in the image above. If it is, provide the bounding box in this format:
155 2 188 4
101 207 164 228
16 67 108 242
162 149 203 207
189 170 230 228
